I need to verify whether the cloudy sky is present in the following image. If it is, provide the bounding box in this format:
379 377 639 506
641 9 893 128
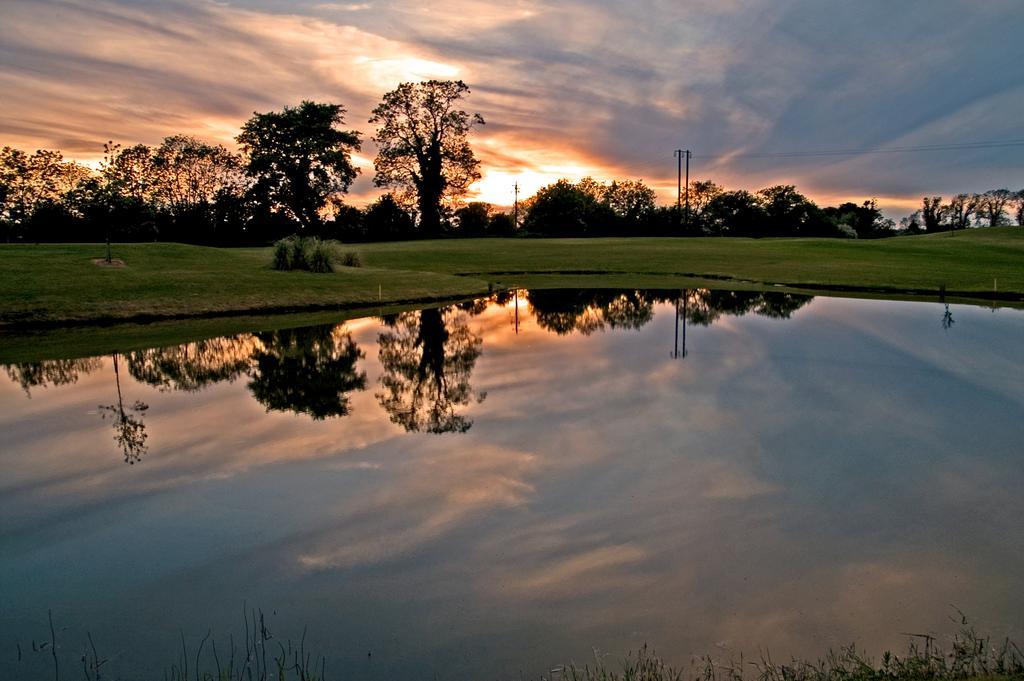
2 0 1022 213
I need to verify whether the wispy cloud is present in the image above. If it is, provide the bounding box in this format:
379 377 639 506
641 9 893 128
2 0 1022 211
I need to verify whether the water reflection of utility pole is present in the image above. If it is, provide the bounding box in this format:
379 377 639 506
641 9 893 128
514 289 520 334
672 290 688 359
673 295 679 357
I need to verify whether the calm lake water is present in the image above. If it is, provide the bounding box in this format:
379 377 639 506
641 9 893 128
2 290 1023 680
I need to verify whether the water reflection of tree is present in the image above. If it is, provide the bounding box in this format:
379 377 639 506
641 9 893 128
3 357 102 396
248 326 367 419
98 354 149 465
682 289 812 326
942 304 955 330
127 336 257 391
528 290 656 335
527 289 811 336
376 306 485 433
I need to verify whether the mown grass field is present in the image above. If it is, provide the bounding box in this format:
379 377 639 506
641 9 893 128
0 227 1021 360
0 242 492 325
354 227 1024 295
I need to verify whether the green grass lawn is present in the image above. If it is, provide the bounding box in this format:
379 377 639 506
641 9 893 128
1 228 1022 331
355 226 1024 295
0 242 492 326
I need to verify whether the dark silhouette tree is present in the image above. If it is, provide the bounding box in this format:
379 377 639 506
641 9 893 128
150 136 242 216
248 326 366 419
686 179 723 232
921 196 946 232
4 358 102 396
453 201 491 235
683 290 812 326
522 179 614 236
361 193 416 240
528 290 655 335
376 306 485 433
604 179 657 224
1013 190 1024 226
942 304 955 330
978 189 1012 226
487 211 517 235
1 146 90 241
370 80 484 236
822 200 892 239
749 291 814 319
526 289 812 337
101 142 155 203
127 336 256 392
237 101 361 233
945 193 979 233
757 185 832 236
703 189 765 236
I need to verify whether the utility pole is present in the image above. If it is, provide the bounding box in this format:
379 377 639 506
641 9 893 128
674 149 692 228
513 182 519 228
684 149 691 230
674 150 683 215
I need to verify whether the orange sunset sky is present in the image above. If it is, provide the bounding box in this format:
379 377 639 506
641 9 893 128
2 0 1022 216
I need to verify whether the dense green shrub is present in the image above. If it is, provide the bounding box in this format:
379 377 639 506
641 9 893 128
340 251 363 267
272 239 291 269
271 235 339 272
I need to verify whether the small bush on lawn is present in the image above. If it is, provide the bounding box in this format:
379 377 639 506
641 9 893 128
272 239 291 270
340 251 362 267
272 236 340 273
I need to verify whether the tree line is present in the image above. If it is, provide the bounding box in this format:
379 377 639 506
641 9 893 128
0 80 484 245
900 190 1024 234
2 78 1021 243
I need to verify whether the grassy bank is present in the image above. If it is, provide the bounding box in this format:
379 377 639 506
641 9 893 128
15 611 1024 681
0 242 492 326
1 229 1022 331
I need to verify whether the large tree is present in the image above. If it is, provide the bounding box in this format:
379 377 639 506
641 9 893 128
150 135 242 215
757 185 829 236
1012 190 1024 226
237 101 361 232
945 193 979 232
1 146 91 239
978 189 1012 227
921 196 946 232
604 180 657 223
703 189 765 236
522 179 615 236
101 142 156 203
370 80 484 236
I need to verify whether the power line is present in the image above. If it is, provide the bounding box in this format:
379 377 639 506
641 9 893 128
692 138 1024 161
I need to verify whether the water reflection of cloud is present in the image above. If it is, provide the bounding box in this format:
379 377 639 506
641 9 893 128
296 442 538 570
2 295 1024 679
